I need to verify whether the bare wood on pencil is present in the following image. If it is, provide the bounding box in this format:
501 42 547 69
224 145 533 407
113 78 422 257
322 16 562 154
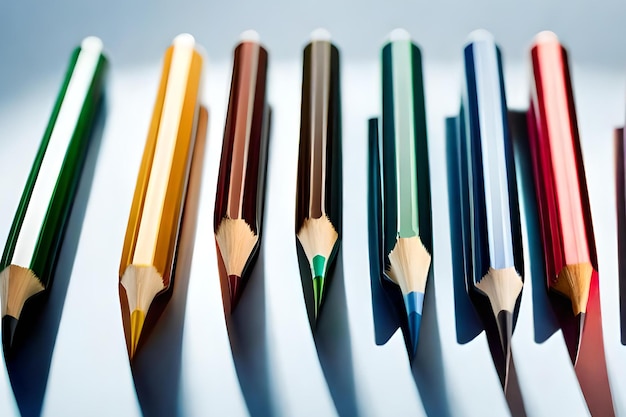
0 266 44 319
297 216 338 270
553 263 592 316
475 267 523 316
386 236 431 295
215 218 259 278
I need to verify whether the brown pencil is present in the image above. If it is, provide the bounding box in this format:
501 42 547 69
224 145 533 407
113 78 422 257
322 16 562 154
214 30 270 311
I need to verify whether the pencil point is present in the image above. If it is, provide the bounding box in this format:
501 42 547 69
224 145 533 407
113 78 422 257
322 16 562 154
496 309 513 387
228 274 243 310
311 254 329 320
404 291 424 357
2 315 18 353
313 274 325 320
129 309 146 360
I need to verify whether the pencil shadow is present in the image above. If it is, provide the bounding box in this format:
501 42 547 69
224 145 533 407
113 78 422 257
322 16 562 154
225 242 274 417
315 248 360 417
505 355 528 417
411 269 452 417
369 268 404 346
131 107 208 417
508 111 559 343
5 98 107 417
444 116 483 344
614 127 626 345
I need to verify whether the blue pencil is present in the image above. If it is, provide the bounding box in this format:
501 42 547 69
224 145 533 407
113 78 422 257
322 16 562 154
457 30 524 387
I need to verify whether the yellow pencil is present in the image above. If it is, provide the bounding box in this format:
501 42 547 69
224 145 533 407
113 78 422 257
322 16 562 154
118 33 203 359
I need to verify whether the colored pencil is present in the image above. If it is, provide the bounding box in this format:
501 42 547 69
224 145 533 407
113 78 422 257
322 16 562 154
119 34 203 359
458 30 523 387
295 28 342 320
0 37 107 352
527 31 597 365
529 36 616 415
214 30 270 311
375 29 433 357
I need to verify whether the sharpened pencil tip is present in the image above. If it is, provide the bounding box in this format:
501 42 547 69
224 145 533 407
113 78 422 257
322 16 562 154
313 275 325 320
407 312 422 358
228 275 243 311
129 309 146 360
2 315 18 354
496 310 513 388
403 291 424 358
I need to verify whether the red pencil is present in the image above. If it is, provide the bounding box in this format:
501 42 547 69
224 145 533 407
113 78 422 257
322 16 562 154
527 31 597 364
527 31 615 416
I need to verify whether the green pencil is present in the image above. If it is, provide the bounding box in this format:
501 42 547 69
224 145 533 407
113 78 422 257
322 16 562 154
0 36 107 352
295 28 342 321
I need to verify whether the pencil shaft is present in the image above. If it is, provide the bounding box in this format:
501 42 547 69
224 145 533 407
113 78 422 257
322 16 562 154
214 41 269 232
295 41 342 232
214 38 270 309
528 37 595 282
120 38 203 285
1 38 107 284
381 40 431 253
460 37 522 282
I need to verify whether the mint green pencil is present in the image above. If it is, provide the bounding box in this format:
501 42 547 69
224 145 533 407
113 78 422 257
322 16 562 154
377 29 433 358
0 37 107 352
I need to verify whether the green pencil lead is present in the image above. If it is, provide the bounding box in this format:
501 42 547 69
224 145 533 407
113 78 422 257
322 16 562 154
312 254 327 320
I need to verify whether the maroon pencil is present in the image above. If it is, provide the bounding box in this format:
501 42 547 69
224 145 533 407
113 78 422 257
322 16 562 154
214 30 270 311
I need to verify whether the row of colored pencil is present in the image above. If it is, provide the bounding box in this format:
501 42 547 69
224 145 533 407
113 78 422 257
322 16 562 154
0 27 618 416
369 29 615 415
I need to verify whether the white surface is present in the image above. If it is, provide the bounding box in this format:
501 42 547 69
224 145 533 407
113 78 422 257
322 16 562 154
1 1 626 416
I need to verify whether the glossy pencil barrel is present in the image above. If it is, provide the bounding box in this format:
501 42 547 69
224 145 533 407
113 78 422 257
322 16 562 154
119 34 203 358
295 30 342 319
460 33 523 287
120 37 202 282
380 29 432 357
459 30 523 387
214 33 270 310
0 37 107 351
528 32 596 363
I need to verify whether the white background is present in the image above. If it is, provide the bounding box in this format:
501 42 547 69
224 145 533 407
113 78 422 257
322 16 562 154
0 1 625 416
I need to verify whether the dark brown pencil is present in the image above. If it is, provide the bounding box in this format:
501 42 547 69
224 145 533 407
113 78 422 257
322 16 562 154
295 29 342 321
